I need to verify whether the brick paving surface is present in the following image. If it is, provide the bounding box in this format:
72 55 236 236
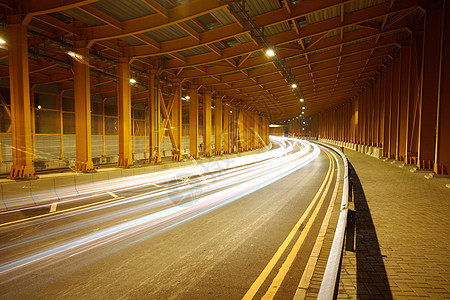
336 149 450 299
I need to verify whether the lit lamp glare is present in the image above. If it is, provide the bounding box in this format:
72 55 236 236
300 98 304 102
0 38 6 44
129 78 137 84
291 83 297 88
265 48 276 57
185 95 190 100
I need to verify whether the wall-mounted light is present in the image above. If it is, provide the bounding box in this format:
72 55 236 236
291 83 297 88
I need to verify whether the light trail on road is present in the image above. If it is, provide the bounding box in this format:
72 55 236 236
0 137 321 288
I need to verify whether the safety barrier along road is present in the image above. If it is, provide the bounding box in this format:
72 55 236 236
316 142 350 299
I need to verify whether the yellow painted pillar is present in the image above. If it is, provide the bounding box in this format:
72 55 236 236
238 108 244 152
7 17 36 178
189 84 199 159
223 105 230 154
214 97 222 155
117 56 133 167
148 69 161 163
73 40 95 172
203 89 212 157
102 98 106 157
59 91 64 159
172 81 182 161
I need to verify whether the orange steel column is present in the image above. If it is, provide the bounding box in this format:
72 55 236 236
117 57 133 167
397 37 412 162
373 78 380 147
379 68 387 148
203 89 212 157
390 50 401 159
73 40 95 172
434 0 450 175
189 84 199 159
368 84 374 146
214 97 222 155
223 105 230 154
148 68 161 163
383 61 393 157
418 5 443 170
172 81 182 161
7 17 36 178
406 31 423 164
253 113 259 148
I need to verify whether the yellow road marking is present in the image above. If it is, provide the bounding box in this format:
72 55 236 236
261 151 335 298
107 191 119 198
242 151 333 300
262 151 335 299
49 202 58 213
293 148 340 299
0 196 123 228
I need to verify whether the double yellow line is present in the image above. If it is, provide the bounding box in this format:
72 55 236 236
242 150 335 299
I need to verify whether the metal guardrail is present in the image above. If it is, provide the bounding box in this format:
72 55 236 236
316 142 352 299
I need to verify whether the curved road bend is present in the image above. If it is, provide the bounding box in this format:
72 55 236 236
0 137 340 299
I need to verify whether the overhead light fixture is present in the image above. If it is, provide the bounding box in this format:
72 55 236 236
265 48 276 57
185 95 190 100
0 38 6 44
291 83 297 88
302 111 305 114
129 78 137 84
300 98 304 102
37 105 42 110
302 106 305 109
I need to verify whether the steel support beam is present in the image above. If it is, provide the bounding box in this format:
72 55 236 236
397 36 411 162
203 89 212 157
117 56 133 167
434 0 450 174
7 17 36 178
418 5 442 169
214 97 222 155
171 81 182 161
189 84 199 159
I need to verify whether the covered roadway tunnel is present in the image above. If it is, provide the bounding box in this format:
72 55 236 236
0 0 449 299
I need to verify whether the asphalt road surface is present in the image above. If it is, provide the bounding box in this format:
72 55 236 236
0 137 339 299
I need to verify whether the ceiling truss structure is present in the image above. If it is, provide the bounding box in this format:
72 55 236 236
0 0 425 121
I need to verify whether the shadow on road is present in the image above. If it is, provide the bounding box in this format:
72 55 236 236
350 163 393 299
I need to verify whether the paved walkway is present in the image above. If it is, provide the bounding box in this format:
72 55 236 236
333 148 450 299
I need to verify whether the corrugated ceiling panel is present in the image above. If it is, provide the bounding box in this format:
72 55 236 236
64 8 105 26
91 0 156 21
145 24 189 42
178 45 212 57
265 23 290 37
211 8 235 25
118 36 146 46
242 0 280 17
235 33 252 44
344 0 388 14
307 6 340 24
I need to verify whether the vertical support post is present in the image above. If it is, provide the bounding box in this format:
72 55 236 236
383 61 393 157
203 89 212 157
73 40 94 172
148 68 161 163
189 84 199 159
397 36 412 162
223 104 230 154
214 96 222 155
435 0 450 174
7 17 36 178
117 56 133 167
390 50 401 159
418 5 443 169
172 81 182 161
102 98 106 157
59 91 64 159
